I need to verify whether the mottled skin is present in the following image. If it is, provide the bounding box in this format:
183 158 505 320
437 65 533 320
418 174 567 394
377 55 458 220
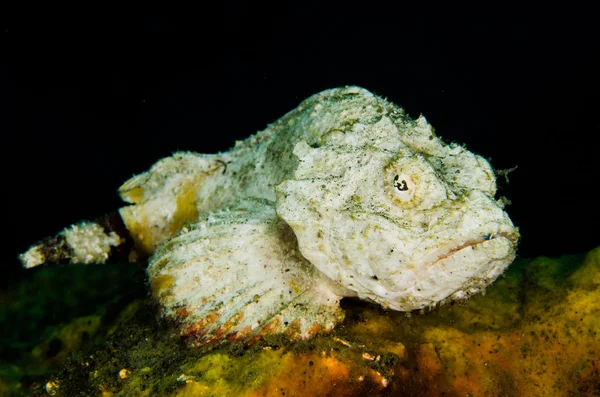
21 87 518 347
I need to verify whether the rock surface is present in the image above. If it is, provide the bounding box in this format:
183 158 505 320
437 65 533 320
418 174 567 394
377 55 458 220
1 246 598 396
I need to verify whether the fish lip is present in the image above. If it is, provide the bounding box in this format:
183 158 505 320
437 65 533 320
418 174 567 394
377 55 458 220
428 231 518 268
385 230 518 311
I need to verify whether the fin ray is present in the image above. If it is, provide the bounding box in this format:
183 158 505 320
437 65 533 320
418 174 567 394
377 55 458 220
148 200 344 347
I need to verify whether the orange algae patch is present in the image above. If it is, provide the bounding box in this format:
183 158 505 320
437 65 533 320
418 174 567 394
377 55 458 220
415 343 444 378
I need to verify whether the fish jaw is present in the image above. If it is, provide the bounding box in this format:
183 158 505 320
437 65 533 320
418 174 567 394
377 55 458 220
370 231 518 311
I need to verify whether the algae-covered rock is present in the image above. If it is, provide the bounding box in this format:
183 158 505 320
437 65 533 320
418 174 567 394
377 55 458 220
418 248 600 397
30 314 102 367
2 247 599 396
0 263 145 396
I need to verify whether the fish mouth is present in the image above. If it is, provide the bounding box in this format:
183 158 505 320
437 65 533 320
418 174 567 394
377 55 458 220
381 229 519 312
417 230 518 304
429 231 518 268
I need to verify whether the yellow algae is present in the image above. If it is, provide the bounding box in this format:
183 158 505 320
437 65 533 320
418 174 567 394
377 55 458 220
444 270 522 331
346 306 397 341
192 353 235 382
570 245 600 290
183 349 285 394
176 381 212 397
115 375 154 397
379 341 408 362
248 352 353 397
174 348 356 397
561 288 599 336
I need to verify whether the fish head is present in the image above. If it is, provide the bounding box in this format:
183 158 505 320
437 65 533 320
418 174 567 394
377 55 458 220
276 115 519 311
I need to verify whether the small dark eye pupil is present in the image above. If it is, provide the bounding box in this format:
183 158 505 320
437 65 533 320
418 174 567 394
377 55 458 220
394 178 409 191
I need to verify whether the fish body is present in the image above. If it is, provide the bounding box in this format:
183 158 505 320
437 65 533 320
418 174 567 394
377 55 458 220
20 87 519 347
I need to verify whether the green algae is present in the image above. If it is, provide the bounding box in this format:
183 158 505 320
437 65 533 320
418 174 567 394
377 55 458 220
0 262 145 396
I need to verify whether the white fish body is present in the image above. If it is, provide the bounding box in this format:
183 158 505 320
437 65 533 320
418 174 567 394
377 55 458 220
21 87 519 347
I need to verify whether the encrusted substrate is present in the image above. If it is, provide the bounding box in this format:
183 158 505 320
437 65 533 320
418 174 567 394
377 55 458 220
3 246 599 396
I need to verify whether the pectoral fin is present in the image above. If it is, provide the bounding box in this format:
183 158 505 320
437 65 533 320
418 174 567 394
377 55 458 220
148 200 344 347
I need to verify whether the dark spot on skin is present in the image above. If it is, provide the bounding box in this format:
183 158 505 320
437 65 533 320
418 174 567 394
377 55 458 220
372 275 378 280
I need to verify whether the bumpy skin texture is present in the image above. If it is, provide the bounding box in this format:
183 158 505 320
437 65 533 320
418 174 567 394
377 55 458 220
21 87 519 346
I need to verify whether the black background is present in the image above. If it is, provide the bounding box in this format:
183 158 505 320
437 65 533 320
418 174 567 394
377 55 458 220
3 5 599 285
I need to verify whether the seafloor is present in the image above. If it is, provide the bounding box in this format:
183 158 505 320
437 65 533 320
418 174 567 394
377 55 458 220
1 247 598 396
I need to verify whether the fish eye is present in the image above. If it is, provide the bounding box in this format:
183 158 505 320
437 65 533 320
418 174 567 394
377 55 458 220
393 175 408 191
390 173 416 202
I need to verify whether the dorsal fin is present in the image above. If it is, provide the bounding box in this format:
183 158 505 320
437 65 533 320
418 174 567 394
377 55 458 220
148 200 345 347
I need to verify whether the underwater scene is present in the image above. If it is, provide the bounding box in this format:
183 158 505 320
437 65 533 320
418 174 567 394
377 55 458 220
3 86 599 396
5 10 598 397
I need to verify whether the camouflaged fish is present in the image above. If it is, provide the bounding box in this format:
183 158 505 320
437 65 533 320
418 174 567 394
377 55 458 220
20 86 519 347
